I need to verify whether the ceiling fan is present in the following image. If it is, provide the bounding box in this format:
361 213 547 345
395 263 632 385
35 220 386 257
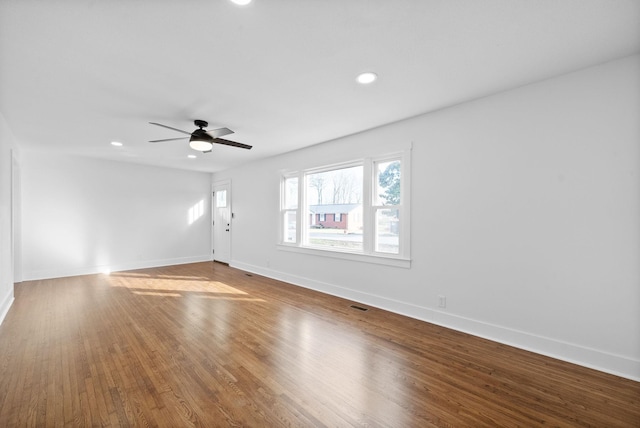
149 120 252 152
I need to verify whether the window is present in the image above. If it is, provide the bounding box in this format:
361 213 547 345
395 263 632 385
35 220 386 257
282 176 298 243
279 150 410 266
306 164 363 250
374 159 400 254
216 189 227 208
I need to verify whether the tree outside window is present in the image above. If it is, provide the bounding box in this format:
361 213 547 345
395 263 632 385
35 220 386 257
374 160 401 254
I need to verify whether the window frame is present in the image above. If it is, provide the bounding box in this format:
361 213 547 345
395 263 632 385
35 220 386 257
281 174 300 244
370 157 403 255
278 147 411 268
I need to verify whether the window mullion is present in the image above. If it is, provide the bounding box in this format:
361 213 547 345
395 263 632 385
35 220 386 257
362 158 373 254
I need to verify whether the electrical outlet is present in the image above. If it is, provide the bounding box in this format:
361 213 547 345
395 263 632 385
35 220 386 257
438 295 446 308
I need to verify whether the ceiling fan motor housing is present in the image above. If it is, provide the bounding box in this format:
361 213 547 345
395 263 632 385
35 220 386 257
191 128 213 141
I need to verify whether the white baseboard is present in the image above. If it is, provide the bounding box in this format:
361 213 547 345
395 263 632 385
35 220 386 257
0 289 14 326
232 261 640 382
22 255 213 281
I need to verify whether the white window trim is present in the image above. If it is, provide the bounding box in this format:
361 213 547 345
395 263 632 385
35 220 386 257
277 243 410 268
278 146 411 268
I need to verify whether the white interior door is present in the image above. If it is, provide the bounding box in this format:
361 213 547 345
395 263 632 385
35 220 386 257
212 181 231 264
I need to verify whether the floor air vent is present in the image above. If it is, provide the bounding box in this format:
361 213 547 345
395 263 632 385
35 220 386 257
350 305 369 312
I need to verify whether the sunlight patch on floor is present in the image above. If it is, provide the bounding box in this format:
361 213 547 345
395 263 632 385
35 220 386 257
107 271 259 300
132 291 182 297
196 295 264 302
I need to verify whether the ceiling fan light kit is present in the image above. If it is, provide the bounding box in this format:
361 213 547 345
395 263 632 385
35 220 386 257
189 138 214 152
149 120 252 153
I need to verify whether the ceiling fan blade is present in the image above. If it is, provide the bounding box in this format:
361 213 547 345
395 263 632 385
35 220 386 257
149 137 188 143
149 122 192 136
212 138 253 150
206 127 234 138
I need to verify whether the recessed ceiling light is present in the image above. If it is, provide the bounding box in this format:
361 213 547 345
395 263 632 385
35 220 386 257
110 141 123 147
187 154 197 159
356 72 378 85
231 0 251 5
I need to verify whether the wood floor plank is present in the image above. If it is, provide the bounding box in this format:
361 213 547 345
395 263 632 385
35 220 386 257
0 262 638 427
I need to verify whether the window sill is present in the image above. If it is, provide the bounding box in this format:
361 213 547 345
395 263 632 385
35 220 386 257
277 243 411 268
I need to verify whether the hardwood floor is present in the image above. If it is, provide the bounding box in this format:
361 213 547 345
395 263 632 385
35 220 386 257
0 262 638 427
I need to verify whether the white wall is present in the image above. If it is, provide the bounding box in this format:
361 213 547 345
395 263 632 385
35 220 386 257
214 55 640 380
0 113 19 325
21 153 213 279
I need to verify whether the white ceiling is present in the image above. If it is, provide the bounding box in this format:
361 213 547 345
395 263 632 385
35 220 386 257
1 0 639 173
